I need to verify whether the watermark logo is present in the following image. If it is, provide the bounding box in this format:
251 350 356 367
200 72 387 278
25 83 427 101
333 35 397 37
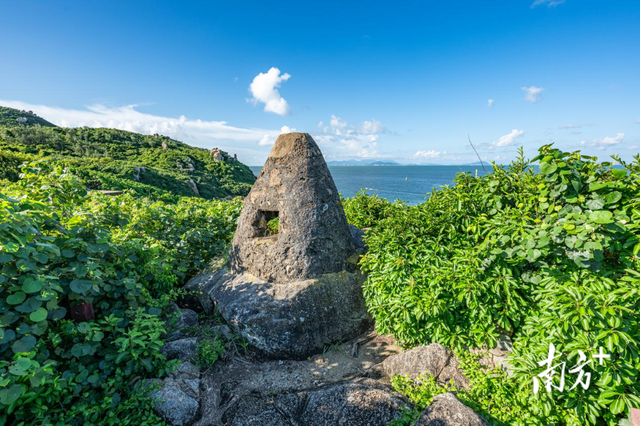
533 343 610 394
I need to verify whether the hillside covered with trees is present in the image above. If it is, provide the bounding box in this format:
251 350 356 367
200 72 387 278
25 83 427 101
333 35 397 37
0 106 256 199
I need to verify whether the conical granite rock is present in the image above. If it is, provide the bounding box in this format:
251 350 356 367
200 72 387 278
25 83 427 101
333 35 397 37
230 132 358 284
190 132 371 359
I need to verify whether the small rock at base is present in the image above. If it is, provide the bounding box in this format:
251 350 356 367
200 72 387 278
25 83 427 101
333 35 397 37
151 379 199 426
162 338 198 362
416 392 489 426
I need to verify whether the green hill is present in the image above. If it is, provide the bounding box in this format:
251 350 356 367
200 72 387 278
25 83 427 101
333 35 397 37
0 106 57 127
0 106 256 199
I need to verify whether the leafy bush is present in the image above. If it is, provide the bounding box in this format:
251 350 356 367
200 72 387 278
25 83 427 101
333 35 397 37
196 336 226 369
362 146 640 424
0 162 241 424
390 351 569 425
342 190 403 229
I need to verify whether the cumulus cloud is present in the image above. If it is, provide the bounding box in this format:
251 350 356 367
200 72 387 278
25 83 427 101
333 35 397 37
414 150 441 159
248 67 291 116
592 133 624 149
0 99 284 163
258 126 297 146
522 86 544 103
492 129 525 147
361 119 386 134
314 115 387 159
531 0 565 8
487 99 494 108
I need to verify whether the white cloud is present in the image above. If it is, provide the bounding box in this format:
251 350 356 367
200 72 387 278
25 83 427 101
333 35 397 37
361 119 386 135
487 99 494 108
313 115 387 159
414 150 441 159
248 67 291 116
592 133 624 149
330 114 348 132
492 129 525 147
258 125 297 146
531 0 565 8
0 99 283 163
522 86 544 103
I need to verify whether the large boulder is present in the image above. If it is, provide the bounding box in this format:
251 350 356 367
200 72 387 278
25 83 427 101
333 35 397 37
208 268 371 359
230 132 358 284
416 393 489 426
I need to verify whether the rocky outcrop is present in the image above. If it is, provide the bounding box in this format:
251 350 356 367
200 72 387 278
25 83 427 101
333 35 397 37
416 393 489 426
133 167 145 182
382 343 469 388
188 179 199 195
210 148 223 161
202 268 370 359
230 132 358 284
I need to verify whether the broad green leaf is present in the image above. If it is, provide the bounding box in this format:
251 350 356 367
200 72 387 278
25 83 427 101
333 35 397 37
29 308 48 323
539 161 557 175
70 279 93 294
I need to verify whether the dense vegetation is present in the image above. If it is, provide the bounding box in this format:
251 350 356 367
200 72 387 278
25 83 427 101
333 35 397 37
2 115 638 426
0 106 256 199
350 146 640 425
0 107 56 128
0 162 242 424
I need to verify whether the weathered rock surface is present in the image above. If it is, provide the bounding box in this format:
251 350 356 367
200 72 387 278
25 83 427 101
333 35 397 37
382 343 469 388
221 380 408 426
182 267 229 313
151 378 200 426
162 337 198 362
416 393 489 426
208 268 371 359
349 224 367 253
167 308 200 341
230 132 357 284
194 330 402 426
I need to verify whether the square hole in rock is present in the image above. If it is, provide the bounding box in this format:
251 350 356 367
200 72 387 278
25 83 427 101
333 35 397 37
254 210 280 237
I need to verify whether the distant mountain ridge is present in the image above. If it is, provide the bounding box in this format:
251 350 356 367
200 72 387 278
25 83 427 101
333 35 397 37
326 159 401 166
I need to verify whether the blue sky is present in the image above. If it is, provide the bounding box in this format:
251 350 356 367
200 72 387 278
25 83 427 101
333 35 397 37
1 0 638 165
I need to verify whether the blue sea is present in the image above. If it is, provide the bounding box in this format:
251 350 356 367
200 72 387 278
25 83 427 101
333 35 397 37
250 165 489 205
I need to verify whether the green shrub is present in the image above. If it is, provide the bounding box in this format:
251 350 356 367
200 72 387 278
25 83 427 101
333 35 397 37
390 351 569 425
0 162 241 424
196 335 226 369
342 189 403 229
266 216 280 236
363 146 640 425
